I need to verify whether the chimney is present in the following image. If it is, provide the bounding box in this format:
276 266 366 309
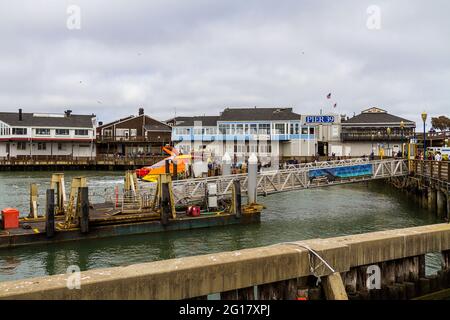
18 108 23 121
65 110 72 117
138 108 144 116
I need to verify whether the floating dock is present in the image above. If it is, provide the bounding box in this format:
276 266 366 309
0 204 261 249
0 168 263 249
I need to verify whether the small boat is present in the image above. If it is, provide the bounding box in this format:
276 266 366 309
136 146 192 182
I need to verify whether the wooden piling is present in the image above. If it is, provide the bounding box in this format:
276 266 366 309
418 278 430 296
437 190 446 218
321 272 348 300
79 187 89 234
404 282 416 299
221 289 238 300
237 286 255 300
45 189 55 238
428 187 437 212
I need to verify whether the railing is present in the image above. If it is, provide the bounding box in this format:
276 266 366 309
96 135 170 143
169 158 408 205
0 155 166 166
410 160 450 182
341 132 409 142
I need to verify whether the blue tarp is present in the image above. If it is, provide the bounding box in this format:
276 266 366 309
309 164 373 179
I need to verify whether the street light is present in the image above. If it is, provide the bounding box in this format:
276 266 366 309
371 134 375 152
421 111 427 159
377 131 382 158
386 127 391 157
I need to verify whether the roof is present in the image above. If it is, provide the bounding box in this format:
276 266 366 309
219 107 300 121
144 123 172 132
342 109 415 126
171 107 300 126
171 116 220 127
0 112 95 128
97 116 134 129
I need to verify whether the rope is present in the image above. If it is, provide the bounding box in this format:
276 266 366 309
279 242 336 285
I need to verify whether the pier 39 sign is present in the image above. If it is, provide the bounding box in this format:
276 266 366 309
305 115 335 124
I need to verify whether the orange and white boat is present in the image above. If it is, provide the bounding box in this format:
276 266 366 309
136 146 192 182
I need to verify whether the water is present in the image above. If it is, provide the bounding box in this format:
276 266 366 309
0 171 442 282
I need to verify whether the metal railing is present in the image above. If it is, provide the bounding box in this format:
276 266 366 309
169 158 408 205
96 135 170 143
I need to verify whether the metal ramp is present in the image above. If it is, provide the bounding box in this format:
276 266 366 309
169 158 409 206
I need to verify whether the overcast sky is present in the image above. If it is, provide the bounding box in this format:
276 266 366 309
0 0 449 129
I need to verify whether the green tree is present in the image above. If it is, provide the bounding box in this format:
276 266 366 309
431 116 450 131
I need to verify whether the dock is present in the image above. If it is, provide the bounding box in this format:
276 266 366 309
2 223 450 300
0 155 165 171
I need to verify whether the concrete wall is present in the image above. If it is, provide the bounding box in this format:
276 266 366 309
1 223 450 300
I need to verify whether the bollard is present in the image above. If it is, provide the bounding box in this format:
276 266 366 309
45 189 55 238
79 187 89 234
247 153 258 205
222 152 231 176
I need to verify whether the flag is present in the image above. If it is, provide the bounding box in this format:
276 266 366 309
326 93 331 99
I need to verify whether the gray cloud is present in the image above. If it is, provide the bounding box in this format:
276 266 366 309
0 0 449 129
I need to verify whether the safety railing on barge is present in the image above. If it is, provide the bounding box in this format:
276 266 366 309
169 158 408 205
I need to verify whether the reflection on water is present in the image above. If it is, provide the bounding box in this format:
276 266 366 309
0 172 442 282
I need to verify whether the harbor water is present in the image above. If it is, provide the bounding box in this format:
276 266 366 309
0 171 443 282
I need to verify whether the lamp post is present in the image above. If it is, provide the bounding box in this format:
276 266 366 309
400 121 405 158
386 127 391 157
377 131 382 158
421 111 427 159
371 134 374 152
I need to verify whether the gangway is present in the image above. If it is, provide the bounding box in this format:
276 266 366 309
169 158 408 206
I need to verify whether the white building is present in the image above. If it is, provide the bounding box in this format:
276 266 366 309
0 109 97 159
168 107 341 163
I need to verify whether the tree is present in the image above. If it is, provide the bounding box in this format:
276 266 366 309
431 116 450 131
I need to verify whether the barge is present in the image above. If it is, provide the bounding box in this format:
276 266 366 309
0 171 263 249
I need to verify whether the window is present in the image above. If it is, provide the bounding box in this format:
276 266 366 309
235 124 244 134
301 127 308 134
0 122 10 136
75 129 89 136
274 123 285 134
12 128 27 135
36 128 50 135
309 128 315 135
57 143 66 151
249 124 257 134
79 144 90 148
17 142 27 150
258 123 270 134
290 123 300 135
37 142 46 150
56 129 69 135
218 124 226 135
